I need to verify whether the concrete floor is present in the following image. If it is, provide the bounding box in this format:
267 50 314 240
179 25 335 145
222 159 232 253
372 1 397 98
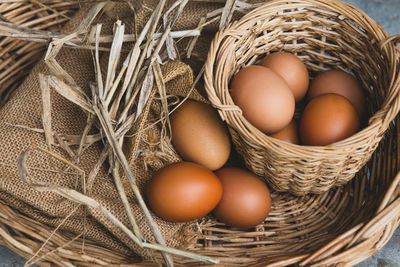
0 0 399 266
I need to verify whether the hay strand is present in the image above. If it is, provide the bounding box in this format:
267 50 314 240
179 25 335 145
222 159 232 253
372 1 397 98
39 73 53 149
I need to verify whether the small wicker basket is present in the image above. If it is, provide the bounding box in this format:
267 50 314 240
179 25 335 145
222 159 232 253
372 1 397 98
204 0 400 195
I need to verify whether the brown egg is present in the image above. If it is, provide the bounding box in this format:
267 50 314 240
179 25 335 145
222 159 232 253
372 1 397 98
270 119 299 144
170 99 231 171
300 94 359 146
308 69 365 120
260 52 309 102
146 162 223 222
230 65 295 133
213 168 271 229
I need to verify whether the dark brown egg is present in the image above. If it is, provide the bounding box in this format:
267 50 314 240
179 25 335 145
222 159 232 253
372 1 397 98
146 162 223 222
213 168 271 229
170 100 231 170
260 52 309 102
300 94 359 146
308 69 365 120
270 119 299 144
230 65 295 133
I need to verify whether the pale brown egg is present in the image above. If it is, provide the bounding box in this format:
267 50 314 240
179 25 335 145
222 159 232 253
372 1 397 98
308 69 365 120
260 52 309 102
146 162 223 223
213 167 271 229
170 100 231 171
230 65 295 133
300 94 359 146
270 119 299 144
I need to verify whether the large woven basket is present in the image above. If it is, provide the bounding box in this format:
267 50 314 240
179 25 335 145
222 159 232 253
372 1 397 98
0 117 400 267
1 1 400 267
204 0 400 195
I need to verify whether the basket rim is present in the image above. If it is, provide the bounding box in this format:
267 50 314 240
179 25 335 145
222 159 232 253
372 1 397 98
204 0 400 158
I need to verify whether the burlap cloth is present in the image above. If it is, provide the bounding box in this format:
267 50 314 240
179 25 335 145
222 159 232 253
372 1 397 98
0 0 260 261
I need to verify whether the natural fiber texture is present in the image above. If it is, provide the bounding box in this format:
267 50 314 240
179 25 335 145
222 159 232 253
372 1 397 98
0 1 399 267
204 0 400 195
0 1 78 108
1 111 400 266
0 1 208 263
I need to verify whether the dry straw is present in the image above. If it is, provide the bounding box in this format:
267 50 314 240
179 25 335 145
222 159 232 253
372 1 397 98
19 1 218 265
0 1 78 107
0 0 400 267
204 0 400 195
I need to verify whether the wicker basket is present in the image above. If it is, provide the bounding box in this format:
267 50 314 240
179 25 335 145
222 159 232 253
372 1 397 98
1 1 400 267
0 1 78 107
204 0 400 195
0 116 399 266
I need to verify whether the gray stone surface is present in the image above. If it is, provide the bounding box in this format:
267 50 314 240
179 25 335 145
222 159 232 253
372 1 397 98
0 0 399 266
0 246 27 267
346 0 400 36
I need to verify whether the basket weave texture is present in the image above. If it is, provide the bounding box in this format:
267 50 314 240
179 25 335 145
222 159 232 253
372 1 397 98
204 0 400 195
0 1 78 107
0 1 400 267
0 116 400 267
